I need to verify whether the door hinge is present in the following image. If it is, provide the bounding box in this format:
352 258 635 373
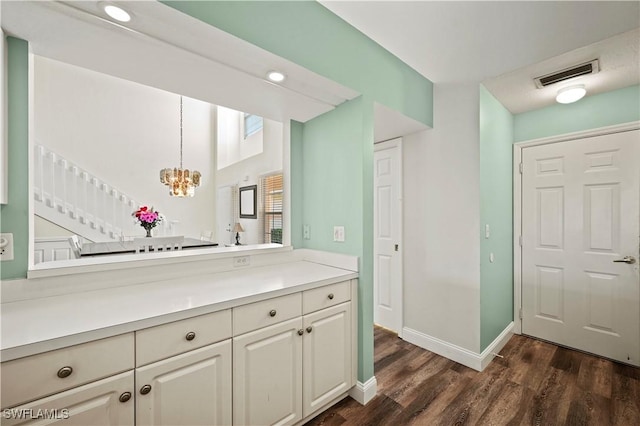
519 163 523 174
519 308 523 320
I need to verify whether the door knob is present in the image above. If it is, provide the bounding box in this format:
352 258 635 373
613 256 636 264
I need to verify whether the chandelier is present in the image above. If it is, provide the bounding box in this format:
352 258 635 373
160 96 201 197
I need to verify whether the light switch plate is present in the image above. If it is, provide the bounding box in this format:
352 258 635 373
333 226 345 242
0 233 14 261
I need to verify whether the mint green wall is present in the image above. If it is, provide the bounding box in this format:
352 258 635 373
162 0 433 127
514 85 640 141
0 37 29 280
300 96 374 380
479 85 514 351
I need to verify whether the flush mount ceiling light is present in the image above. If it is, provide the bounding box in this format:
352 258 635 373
556 85 586 104
160 96 202 197
266 71 286 83
102 4 131 22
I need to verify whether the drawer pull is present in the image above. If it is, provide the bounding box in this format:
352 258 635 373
185 332 196 341
57 366 73 379
328 293 335 300
269 309 277 317
297 329 304 336
306 326 313 334
119 392 132 403
140 385 152 395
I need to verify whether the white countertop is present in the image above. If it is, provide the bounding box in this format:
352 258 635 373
1 260 357 361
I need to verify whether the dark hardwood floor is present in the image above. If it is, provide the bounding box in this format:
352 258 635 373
307 326 640 426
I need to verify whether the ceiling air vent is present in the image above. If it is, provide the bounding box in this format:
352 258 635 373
534 59 599 89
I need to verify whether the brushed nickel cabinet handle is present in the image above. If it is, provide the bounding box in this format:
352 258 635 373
57 366 73 378
185 332 196 341
297 329 304 336
328 293 334 300
140 385 152 395
119 392 132 403
269 309 277 317
306 326 313 333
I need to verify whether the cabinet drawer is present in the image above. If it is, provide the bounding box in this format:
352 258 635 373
303 281 351 314
1 333 134 409
136 309 231 367
233 293 302 335
1 371 134 426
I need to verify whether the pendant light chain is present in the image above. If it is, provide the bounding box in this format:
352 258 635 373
180 96 183 169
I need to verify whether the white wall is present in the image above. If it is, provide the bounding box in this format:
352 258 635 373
217 115 283 245
403 83 481 352
34 56 216 239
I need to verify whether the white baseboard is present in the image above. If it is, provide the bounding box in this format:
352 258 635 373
479 322 515 371
348 376 377 405
402 322 514 372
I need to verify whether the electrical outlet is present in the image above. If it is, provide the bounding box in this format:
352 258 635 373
0 233 14 261
303 224 310 240
333 226 345 242
233 255 250 267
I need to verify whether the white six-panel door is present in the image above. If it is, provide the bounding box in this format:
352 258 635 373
373 138 403 333
521 129 640 366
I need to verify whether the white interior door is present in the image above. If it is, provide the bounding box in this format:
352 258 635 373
373 138 403 334
216 186 233 246
521 129 640 366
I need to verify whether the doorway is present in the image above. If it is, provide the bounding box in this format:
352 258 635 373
515 125 640 366
373 138 403 334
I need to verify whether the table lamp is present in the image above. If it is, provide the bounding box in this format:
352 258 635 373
233 222 245 245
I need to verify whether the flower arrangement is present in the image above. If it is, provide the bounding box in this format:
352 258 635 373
132 206 162 237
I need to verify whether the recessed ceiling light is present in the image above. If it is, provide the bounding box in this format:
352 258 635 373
267 71 286 83
556 85 586 104
103 4 131 23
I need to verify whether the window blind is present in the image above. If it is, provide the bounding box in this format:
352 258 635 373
261 173 283 244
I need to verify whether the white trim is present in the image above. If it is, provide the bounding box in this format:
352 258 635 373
402 322 514 372
348 376 377 405
373 137 404 337
479 322 515 371
516 121 640 148
513 121 640 336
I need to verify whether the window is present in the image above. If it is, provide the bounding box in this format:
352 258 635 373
261 173 283 244
243 113 263 139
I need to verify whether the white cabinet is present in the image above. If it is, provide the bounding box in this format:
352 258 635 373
1 279 356 426
233 281 355 426
1 371 134 426
136 340 232 426
233 317 303 426
303 302 352 417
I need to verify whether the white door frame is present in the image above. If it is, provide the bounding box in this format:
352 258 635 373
374 137 404 337
513 121 640 335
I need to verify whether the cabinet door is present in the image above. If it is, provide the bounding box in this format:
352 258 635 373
233 317 303 426
136 340 232 426
303 302 352 418
1 371 134 426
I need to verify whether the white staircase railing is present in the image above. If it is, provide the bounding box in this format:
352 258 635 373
33 144 169 242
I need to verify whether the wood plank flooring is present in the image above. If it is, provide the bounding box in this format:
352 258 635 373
306 326 640 426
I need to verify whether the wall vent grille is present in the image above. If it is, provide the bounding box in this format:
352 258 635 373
534 59 599 88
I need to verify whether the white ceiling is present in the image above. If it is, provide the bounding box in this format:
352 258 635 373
321 1 640 113
1 0 358 123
